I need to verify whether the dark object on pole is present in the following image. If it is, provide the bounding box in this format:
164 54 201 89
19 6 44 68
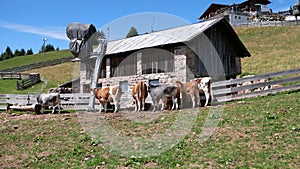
66 23 97 58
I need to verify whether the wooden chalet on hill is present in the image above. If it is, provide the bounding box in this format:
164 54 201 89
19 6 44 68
199 0 271 25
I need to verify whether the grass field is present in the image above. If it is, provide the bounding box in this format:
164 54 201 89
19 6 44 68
0 62 79 93
0 90 299 168
0 50 72 71
235 26 300 75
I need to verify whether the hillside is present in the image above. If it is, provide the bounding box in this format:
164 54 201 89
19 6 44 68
0 50 72 71
235 26 300 75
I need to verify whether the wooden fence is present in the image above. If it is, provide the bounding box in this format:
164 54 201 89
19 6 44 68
1 57 73 72
0 72 29 80
1 68 300 110
16 74 41 90
233 20 299 27
212 68 300 103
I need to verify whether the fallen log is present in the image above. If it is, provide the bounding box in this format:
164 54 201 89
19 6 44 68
6 103 41 114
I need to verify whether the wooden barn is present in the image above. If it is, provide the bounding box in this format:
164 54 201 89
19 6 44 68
79 18 250 108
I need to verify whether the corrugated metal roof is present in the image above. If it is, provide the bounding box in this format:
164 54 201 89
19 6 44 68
106 18 222 55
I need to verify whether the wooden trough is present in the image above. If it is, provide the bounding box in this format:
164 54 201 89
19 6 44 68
6 103 41 114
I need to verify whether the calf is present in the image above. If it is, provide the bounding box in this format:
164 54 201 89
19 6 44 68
196 77 212 107
175 80 200 108
36 93 61 114
94 85 122 113
132 81 148 111
148 83 178 111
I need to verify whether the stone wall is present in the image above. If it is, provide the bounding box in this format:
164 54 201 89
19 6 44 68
79 52 191 109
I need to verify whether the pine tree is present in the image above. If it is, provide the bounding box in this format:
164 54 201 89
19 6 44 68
126 27 138 38
3 46 13 59
26 48 33 55
20 48 26 56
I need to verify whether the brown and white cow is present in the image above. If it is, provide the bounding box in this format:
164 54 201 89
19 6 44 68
195 77 212 107
175 80 200 108
132 81 148 111
94 85 122 113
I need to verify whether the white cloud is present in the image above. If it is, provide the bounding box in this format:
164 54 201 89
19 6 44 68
0 21 68 40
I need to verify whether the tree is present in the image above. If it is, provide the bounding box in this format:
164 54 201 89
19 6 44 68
20 48 26 56
3 46 13 59
45 44 55 52
26 48 33 55
0 53 4 61
14 49 21 57
126 27 138 38
39 44 55 53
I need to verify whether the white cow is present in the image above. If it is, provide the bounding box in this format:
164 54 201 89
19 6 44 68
36 93 61 113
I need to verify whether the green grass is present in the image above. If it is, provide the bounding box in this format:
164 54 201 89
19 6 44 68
0 79 45 94
0 62 79 94
0 50 72 71
0 90 299 168
235 26 300 75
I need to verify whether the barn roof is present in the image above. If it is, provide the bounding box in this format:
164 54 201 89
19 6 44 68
105 17 250 57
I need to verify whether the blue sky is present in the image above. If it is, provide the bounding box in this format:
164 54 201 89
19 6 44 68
0 0 297 54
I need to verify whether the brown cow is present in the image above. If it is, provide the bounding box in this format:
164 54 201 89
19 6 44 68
132 81 148 111
175 80 200 108
94 85 122 113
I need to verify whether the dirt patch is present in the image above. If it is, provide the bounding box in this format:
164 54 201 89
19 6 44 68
212 126 262 151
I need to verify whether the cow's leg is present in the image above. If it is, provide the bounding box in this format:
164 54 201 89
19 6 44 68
195 92 200 107
171 96 178 110
57 102 61 114
99 103 103 113
104 102 107 113
133 95 138 111
41 105 45 114
111 96 119 113
190 94 196 108
51 101 56 114
113 100 119 113
160 99 165 111
152 99 157 112
142 99 145 111
204 91 210 107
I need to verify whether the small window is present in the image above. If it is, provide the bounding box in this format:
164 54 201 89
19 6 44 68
149 79 159 86
96 83 102 88
120 81 128 92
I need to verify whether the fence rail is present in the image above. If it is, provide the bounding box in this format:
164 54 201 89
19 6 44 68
0 72 29 79
233 20 299 27
1 56 73 72
212 68 300 102
1 68 300 110
16 74 41 90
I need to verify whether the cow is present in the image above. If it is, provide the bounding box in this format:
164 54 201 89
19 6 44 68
175 80 200 108
237 75 271 94
132 81 148 111
36 93 61 114
94 85 122 113
196 77 212 107
147 83 178 112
